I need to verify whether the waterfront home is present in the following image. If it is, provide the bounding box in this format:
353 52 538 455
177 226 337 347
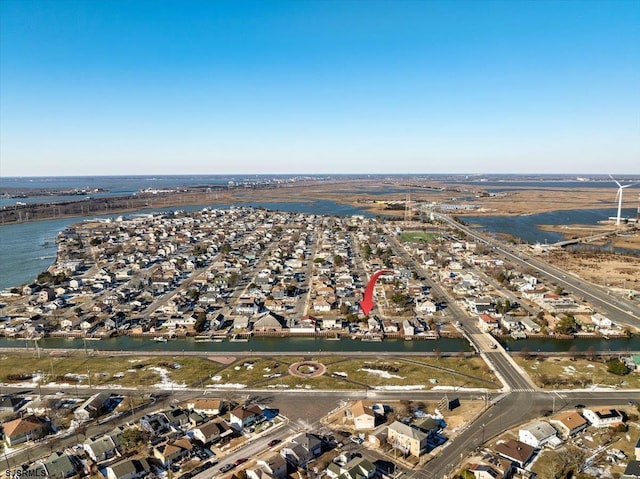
2 414 50 446
403 319 414 337
253 311 286 332
549 411 588 439
582 408 624 429
387 421 429 458
382 319 399 333
518 421 560 449
320 317 342 329
478 314 499 332
520 317 541 333
494 439 535 468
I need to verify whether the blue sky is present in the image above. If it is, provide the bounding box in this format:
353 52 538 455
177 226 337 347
1 0 638 176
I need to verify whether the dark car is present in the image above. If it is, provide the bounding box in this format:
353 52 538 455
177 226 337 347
268 439 281 447
219 464 235 473
234 458 248 466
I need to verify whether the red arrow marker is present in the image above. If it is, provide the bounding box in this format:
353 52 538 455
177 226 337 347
360 270 393 315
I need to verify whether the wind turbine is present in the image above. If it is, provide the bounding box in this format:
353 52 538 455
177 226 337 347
610 174 633 225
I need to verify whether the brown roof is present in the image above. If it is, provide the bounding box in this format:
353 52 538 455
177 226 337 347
2 415 47 438
188 398 222 411
351 400 375 419
552 411 587 430
494 439 535 464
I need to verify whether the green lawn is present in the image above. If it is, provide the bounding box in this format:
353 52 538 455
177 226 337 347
399 231 439 243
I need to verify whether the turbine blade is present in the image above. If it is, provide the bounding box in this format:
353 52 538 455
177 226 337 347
621 184 633 189
609 174 622 188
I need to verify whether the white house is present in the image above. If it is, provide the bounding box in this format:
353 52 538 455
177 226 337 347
518 421 560 448
582 408 624 429
346 401 376 430
591 313 613 329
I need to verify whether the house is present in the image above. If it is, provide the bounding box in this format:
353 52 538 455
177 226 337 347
38 452 80 479
582 408 624 428
549 411 588 439
139 412 170 434
413 417 441 437
0 394 26 413
2 414 50 446
185 398 223 416
74 392 113 421
191 419 232 444
468 459 512 479
280 433 323 467
105 458 151 479
518 421 560 449
163 407 192 429
623 461 640 479
520 317 541 333
313 299 332 312
387 421 429 458
84 434 120 462
248 454 288 479
478 314 499 332
325 455 376 479
494 439 535 468
229 405 263 430
253 312 286 332
346 400 376 430
636 437 640 460
415 300 437 314
153 438 193 466
591 313 613 329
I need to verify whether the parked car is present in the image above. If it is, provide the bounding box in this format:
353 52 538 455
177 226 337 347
219 464 235 473
350 436 364 444
268 438 281 447
234 458 248 466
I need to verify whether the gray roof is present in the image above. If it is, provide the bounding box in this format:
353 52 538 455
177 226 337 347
85 435 117 457
388 421 428 442
623 460 640 478
42 452 78 478
521 421 557 441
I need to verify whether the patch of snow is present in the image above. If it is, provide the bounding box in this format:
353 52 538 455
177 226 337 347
372 385 425 390
334 372 348 377
148 367 186 389
359 368 404 379
210 375 222 382
206 383 247 389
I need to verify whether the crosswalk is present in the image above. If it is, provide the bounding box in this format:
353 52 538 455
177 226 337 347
511 388 536 393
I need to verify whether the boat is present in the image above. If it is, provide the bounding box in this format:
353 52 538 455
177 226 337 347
326 335 341 341
84 337 102 341
153 337 168 343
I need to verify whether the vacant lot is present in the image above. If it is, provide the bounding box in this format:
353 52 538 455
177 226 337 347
514 356 640 389
0 352 500 391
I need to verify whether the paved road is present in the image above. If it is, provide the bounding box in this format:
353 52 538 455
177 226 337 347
434 213 640 328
